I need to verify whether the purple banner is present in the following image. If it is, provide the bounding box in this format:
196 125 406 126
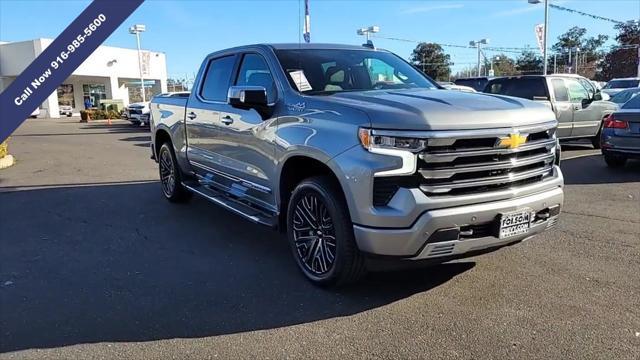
0 0 145 142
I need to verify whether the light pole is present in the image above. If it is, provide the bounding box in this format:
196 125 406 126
490 56 500 76
129 24 146 102
469 39 489 77
529 0 548 75
357 25 379 42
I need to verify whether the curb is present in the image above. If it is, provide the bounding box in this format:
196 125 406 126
0 155 15 169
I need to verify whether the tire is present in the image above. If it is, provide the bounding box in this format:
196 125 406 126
604 154 627 168
286 176 366 286
158 142 191 203
591 123 604 149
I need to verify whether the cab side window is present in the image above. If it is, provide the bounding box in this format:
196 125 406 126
565 78 589 102
201 55 236 102
235 53 276 103
551 79 569 102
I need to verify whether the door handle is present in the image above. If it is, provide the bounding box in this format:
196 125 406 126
187 112 197 120
221 115 234 125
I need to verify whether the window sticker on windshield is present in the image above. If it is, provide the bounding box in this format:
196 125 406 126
288 70 312 92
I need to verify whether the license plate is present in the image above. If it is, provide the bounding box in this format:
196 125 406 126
499 209 531 239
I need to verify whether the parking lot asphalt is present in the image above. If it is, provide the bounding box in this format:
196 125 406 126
1 118 639 359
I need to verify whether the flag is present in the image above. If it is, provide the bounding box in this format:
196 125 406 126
534 24 545 55
303 0 310 43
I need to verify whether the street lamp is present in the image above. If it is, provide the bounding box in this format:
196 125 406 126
357 25 379 42
129 24 147 102
490 56 500 76
469 38 489 77
529 0 549 75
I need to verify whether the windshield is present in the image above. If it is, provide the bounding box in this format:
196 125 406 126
275 48 438 95
622 94 640 109
604 79 640 89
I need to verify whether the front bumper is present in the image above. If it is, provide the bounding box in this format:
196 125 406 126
353 186 563 260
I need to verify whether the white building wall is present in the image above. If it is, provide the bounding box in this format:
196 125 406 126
0 38 168 118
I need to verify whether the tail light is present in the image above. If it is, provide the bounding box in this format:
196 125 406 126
603 114 628 129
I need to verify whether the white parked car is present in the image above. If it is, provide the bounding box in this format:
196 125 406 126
126 102 150 125
59 104 73 117
602 77 640 96
438 82 477 93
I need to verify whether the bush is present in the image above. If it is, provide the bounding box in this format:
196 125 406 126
0 139 8 159
80 109 123 121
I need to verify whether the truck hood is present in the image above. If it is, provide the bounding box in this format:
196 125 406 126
319 88 556 130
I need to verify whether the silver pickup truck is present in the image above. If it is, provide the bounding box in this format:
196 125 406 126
150 43 564 286
484 75 618 148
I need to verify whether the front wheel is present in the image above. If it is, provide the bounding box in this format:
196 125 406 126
286 176 366 286
158 142 191 202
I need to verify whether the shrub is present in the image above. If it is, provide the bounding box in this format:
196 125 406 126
0 139 8 159
80 109 123 121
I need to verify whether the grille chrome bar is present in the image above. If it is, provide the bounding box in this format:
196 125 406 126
420 165 553 194
420 138 556 163
371 121 558 140
419 152 555 179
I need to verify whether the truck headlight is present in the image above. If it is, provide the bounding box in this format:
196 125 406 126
358 128 422 176
358 128 426 152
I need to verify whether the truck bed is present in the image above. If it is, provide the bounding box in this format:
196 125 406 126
150 96 188 126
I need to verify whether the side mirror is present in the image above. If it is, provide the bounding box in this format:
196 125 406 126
227 86 268 109
581 98 592 109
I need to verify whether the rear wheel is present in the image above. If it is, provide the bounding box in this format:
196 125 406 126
158 142 191 202
286 176 366 286
604 153 627 168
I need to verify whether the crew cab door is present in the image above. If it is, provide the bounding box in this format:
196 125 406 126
566 78 601 137
548 78 573 138
211 52 279 211
185 54 237 178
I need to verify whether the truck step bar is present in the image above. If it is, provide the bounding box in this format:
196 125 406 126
182 181 278 228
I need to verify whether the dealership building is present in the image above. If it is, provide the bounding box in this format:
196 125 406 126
0 38 168 118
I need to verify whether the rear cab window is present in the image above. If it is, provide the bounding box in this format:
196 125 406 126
550 79 569 102
200 55 237 101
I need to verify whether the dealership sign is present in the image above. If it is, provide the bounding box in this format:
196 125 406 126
0 0 145 143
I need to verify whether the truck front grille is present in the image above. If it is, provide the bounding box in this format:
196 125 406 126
417 122 557 196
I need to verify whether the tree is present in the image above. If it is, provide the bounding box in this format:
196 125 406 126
410 43 452 81
516 49 543 74
167 77 189 92
551 26 608 77
598 21 640 80
488 54 517 76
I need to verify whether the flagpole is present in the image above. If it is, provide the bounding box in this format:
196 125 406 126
303 0 310 43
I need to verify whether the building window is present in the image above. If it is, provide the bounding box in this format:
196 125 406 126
83 84 106 107
57 84 75 108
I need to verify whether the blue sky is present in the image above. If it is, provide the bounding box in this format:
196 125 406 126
1 0 638 78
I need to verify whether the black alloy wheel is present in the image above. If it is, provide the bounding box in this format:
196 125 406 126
286 176 366 286
158 142 191 202
292 193 337 275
